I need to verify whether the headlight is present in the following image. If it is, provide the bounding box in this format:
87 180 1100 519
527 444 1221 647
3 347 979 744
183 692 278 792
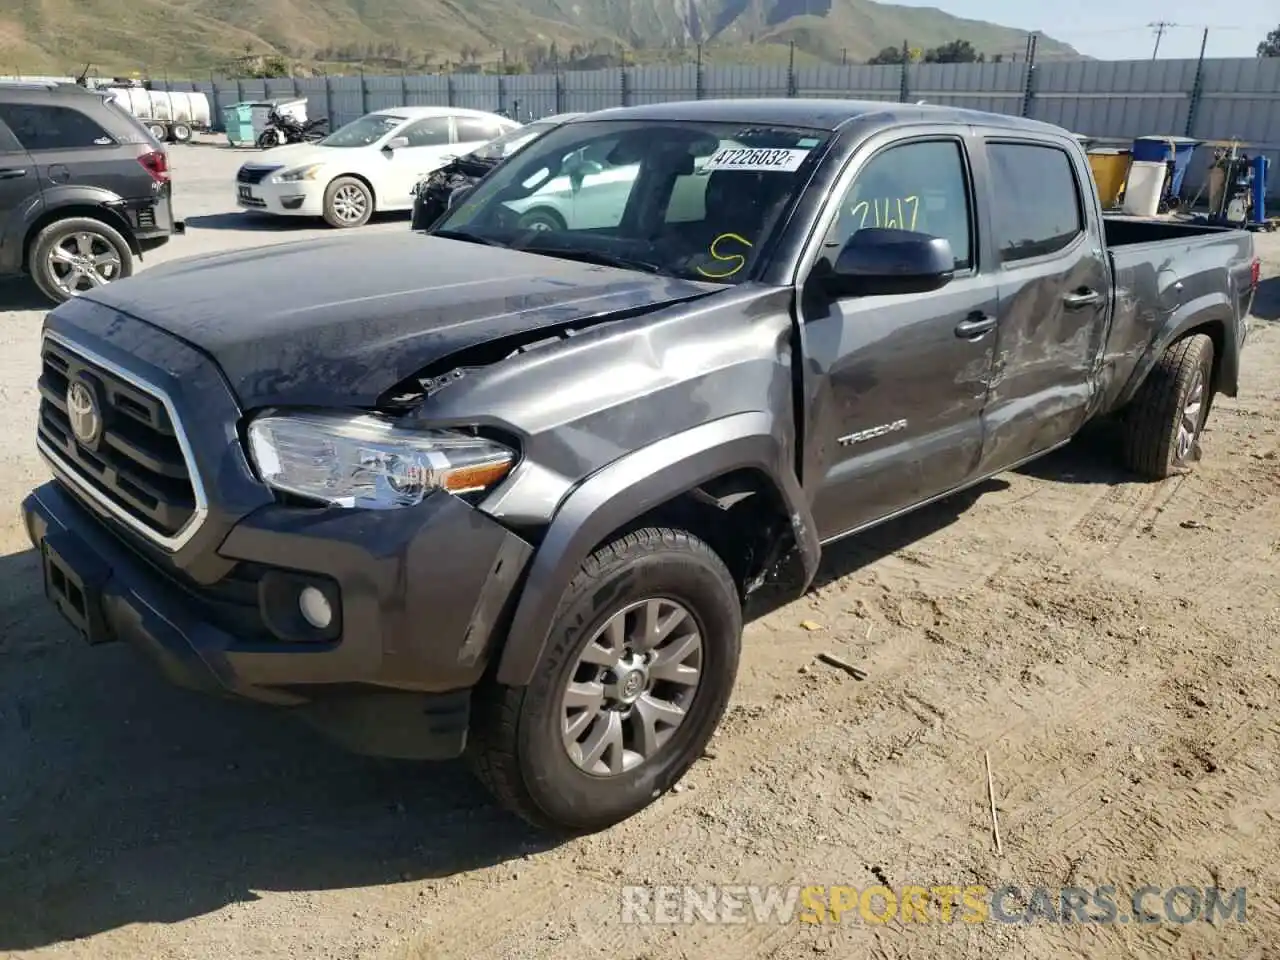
245 411 516 509
273 164 323 183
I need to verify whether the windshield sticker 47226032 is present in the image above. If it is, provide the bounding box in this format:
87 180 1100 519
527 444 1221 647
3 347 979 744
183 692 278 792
701 147 811 173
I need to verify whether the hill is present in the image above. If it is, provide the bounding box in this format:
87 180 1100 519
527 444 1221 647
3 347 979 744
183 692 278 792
0 0 1077 76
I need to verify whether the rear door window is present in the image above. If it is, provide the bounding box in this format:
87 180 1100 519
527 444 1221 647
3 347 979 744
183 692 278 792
986 142 1084 262
0 104 116 151
454 117 505 144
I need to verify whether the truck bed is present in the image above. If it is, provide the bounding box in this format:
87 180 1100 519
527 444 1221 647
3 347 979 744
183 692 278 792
1102 215 1237 247
1098 215 1255 416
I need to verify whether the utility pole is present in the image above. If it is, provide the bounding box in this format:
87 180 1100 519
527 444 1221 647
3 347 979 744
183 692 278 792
1148 21 1175 59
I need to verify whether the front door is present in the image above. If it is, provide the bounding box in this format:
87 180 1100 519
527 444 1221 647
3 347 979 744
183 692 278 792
975 138 1110 474
800 134 998 541
384 116 453 208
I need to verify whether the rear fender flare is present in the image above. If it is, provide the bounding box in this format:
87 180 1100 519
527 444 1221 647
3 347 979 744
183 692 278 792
23 187 141 265
1115 293 1237 408
493 411 819 687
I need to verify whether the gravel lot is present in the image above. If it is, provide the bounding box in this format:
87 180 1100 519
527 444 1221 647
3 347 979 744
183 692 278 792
1 144 1278 960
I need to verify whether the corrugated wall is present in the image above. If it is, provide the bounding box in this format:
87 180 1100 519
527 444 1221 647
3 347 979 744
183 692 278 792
155 56 1280 199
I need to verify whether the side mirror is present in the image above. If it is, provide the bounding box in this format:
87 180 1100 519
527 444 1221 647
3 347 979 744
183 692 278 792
823 228 955 298
385 136 409 152
565 157 605 194
447 184 474 210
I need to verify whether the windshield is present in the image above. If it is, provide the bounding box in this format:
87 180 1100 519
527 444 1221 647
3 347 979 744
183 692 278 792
467 120 560 162
433 119 830 284
318 113 405 148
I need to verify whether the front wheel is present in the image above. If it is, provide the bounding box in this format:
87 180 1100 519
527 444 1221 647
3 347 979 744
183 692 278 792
322 176 374 228
516 206 567 232
468 527 742 834
1120 332 1215 479
256 128 284 149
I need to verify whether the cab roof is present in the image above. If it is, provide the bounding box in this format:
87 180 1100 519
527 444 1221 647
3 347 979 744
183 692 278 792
583 97 1068 137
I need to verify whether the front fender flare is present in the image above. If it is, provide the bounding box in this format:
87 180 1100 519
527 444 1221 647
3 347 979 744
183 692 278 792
494 411 819 687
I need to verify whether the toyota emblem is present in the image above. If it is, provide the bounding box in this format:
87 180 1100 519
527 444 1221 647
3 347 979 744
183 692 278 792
66 380 103 447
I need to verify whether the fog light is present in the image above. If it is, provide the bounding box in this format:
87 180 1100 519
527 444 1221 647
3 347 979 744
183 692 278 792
298 586 333 629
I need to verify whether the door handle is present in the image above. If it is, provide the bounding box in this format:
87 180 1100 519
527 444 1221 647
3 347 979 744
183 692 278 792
955 313 997 338
1063 288 1101 310
0 168 26 179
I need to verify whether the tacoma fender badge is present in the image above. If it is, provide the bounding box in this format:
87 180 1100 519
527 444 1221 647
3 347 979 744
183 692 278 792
837 419 908 446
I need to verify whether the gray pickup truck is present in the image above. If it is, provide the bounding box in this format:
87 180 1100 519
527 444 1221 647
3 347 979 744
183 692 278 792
23 100 1259 834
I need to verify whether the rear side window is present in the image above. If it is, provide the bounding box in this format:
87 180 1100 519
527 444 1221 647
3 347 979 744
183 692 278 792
987 143 1084 262
454 117 504 143
401 117 451 147
101 97 160 146
0 103 115 151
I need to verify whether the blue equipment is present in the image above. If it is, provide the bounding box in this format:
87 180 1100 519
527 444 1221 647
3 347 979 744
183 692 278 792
1130 135 1199 212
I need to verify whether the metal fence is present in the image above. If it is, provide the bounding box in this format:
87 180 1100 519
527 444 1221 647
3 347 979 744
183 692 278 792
157 55 1280 199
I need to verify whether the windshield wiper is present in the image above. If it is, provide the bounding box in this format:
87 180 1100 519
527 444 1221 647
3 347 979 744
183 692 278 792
432 228 507 248
527 247 663 274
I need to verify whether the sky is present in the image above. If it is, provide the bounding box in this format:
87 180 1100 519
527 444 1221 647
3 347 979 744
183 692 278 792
890 0 1275 60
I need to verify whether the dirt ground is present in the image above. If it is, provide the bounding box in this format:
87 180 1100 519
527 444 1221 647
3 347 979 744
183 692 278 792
0 146 1277 959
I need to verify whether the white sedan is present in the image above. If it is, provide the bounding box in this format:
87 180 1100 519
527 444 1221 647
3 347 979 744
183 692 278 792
501 140 749 231
235 106 521 228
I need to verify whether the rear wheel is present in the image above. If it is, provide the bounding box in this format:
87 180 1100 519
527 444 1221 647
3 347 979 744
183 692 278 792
170 122 193 143
29 217 133 305
1120 333 1215 479
468 527 742 834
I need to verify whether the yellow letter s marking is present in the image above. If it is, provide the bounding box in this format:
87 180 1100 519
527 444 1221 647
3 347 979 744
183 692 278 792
696 232 752 279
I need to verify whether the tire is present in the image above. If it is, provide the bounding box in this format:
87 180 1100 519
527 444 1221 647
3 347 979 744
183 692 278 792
516 206 567 232
468 527 742 835
170 122 193 143
147 122 166 141
256 129 283 150
322 176 374 228
28 216 133 305
1120 333 1214 479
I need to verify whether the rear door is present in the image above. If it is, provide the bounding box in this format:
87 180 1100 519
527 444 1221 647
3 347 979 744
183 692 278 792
799 128 999 540
973 136 1109 475
382 116 454 208
0 110 40 273
452 116 510 158
0 99 150 201
0 99 148 200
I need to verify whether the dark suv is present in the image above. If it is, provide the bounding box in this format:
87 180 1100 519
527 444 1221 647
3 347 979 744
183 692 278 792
0 80 182 304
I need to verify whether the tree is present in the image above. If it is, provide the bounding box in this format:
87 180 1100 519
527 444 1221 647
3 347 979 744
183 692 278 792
868 45 904 65
924 39 981 63
1259 25 1280 56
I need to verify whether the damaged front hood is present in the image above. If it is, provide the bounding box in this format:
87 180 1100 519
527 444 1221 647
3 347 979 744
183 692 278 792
81 233 719 408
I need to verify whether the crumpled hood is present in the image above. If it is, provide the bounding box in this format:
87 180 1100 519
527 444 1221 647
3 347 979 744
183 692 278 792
80 232 719 409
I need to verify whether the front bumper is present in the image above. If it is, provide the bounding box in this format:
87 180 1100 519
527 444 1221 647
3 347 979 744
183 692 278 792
236 179 327 217
22 478 533 758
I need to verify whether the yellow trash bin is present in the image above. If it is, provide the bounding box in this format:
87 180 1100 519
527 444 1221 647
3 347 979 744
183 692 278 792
1088 150 1132 209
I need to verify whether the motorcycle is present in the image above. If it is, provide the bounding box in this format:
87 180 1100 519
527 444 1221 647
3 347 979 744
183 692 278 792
256 108 329 149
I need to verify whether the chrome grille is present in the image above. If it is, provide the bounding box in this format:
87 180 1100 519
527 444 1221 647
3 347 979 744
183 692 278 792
236 165 280 185
36 335 205 549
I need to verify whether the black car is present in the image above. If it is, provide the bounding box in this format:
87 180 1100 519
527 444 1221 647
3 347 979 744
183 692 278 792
0 80 182 304
410 112 583 230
